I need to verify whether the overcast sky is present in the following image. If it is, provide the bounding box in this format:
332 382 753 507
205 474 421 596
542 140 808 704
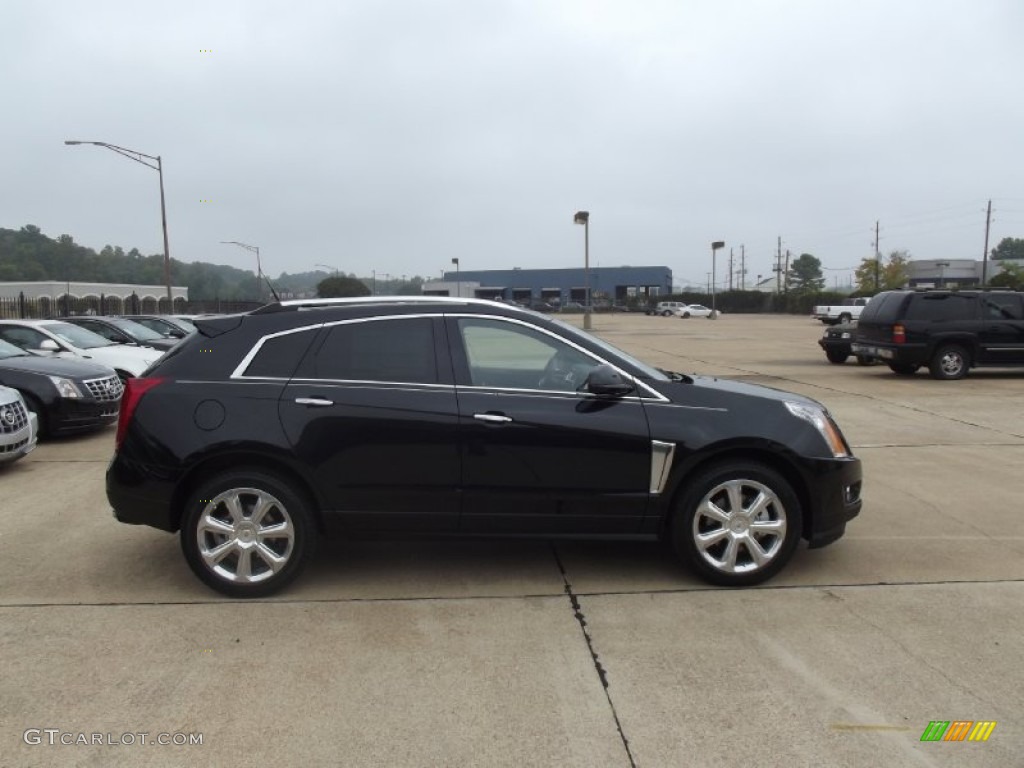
3 0 1023 289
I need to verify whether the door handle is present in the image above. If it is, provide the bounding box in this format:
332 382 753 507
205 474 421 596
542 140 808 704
473 413 512 424
295 397 334 407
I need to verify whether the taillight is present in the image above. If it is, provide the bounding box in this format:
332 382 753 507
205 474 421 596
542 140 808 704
892 323 906 344
115 377 166 449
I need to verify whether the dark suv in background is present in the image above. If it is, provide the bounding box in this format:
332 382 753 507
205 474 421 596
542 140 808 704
108 297 862 597
853 289 1024 379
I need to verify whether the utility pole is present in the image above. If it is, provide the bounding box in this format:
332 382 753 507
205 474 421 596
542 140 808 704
775 236 782 294
740 244 746 290
874 220 881 291
728 248 734 291
982 199 993 285
784 250 790 293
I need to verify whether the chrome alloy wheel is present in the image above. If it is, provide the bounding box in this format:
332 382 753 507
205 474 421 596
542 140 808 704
196 487 295 584
691 478 787 574
939 350 965 377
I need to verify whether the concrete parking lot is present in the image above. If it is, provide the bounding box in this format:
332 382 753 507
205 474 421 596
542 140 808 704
2 313 1022 767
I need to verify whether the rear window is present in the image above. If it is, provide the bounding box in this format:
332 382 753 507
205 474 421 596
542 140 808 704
244 328 321 378
859 292 905 323
904 294 977 323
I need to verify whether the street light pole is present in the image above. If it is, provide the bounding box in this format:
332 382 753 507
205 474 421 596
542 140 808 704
452 258 461 298
222 241 263 300
65 140 173 307
711 241 725 319
573 211 591 330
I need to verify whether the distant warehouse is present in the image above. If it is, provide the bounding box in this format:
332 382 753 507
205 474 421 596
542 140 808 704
422 266 672 305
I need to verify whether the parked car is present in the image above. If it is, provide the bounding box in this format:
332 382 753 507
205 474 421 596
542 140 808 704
0 338 123 437
853 289 1024 380
123 314 197 339
108 296 862 598
673 304 717 319
63 316 179 351
0 320 163 381
811 297 869 325
817 321 876 365
0 385 38 465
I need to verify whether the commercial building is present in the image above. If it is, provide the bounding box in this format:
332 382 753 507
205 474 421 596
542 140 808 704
422 266 672 305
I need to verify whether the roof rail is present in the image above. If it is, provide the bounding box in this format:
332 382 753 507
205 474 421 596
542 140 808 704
251 295 509 314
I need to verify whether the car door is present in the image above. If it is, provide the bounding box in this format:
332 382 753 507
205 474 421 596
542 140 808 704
977 293 1024 364
277 315 462 533
446 315 652 534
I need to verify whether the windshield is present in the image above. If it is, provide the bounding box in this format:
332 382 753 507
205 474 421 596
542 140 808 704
42 322 115 349
545 316 669 381
171 317 197 331
106 317 167 341
0 339 30 359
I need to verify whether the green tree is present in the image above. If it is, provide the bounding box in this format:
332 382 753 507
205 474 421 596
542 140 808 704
991 237 1024 260
317 276 371 298
990 261 1024 288
854 249 911 293
786 253 825 293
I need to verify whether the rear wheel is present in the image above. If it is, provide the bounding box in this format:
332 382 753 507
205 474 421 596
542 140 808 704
181 469 317 598
855 355 874 366
929 344 969 380
661 310 672 317
681 312 690 319
826 350 848 364
672 462 802 586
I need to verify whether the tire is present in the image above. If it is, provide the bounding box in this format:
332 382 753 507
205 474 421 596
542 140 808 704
855 355 874 366
671 461 802 587
681 312 690 319
181 469 317 598
929 344 969 380
661 310 672 317
888 363 918 376
838 313 852 324
826 350 848 364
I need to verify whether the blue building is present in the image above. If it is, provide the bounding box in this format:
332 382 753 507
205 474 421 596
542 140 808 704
427 266 672 305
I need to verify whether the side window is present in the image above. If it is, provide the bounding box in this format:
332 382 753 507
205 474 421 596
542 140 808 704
244 328 321 378
457 318 597 392
0 327 48 349
984 294 1023 320
313 318 437 384
904 295 976 322
78 321 119 341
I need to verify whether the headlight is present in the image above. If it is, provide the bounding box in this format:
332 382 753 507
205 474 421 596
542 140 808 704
785 401 850 458
48 376 83 398
841 332 851 339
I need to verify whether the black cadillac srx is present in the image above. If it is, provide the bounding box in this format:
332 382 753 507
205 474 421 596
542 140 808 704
107 297 862 597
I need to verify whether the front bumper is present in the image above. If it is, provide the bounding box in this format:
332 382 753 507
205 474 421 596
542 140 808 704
52 399 120 434
0 412 38 463
803 455 862 548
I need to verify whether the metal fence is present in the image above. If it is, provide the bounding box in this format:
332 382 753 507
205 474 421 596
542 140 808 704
0 293 262 319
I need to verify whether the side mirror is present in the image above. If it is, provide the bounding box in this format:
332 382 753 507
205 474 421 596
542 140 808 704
39 339 61 353
585 364 635 398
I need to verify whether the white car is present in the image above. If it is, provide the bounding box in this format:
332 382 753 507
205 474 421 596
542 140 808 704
0 385 38 465
673 304 718 319
0 320 163 381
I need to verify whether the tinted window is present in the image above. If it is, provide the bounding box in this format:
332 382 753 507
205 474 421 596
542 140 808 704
904 294 976 322
0 326 49 349
244 328 321 378
457 318 597 392
859 292 905 322
313 318 437 384
983 293 1023 320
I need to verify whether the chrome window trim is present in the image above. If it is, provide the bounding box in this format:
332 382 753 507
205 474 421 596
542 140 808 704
448 313 669 402
649 440 676 495
644 402 729 413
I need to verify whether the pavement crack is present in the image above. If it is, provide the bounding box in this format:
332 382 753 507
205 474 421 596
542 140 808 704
551 543 637 768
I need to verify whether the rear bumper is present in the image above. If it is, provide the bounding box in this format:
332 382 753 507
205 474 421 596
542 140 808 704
852 342 928 365
106 456 178 531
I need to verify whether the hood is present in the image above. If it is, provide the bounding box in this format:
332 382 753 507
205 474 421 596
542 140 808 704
75 345 163 375
0 355 115 378
647 374 820 409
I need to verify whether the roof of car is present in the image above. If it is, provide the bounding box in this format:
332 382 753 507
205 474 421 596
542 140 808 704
252 296 530 315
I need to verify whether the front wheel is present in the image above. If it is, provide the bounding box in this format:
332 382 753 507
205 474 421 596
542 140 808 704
888 362 919 376
181 470 317 598
661 310 672 317
680 312 690 319
929 344 969 380
671 462 802 586
838 313 852 324
826 350 848 364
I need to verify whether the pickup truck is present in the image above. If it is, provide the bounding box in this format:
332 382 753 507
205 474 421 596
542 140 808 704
811 297 869 325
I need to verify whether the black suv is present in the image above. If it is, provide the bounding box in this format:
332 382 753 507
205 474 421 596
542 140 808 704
108 297 862 597
853 289 1024 379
